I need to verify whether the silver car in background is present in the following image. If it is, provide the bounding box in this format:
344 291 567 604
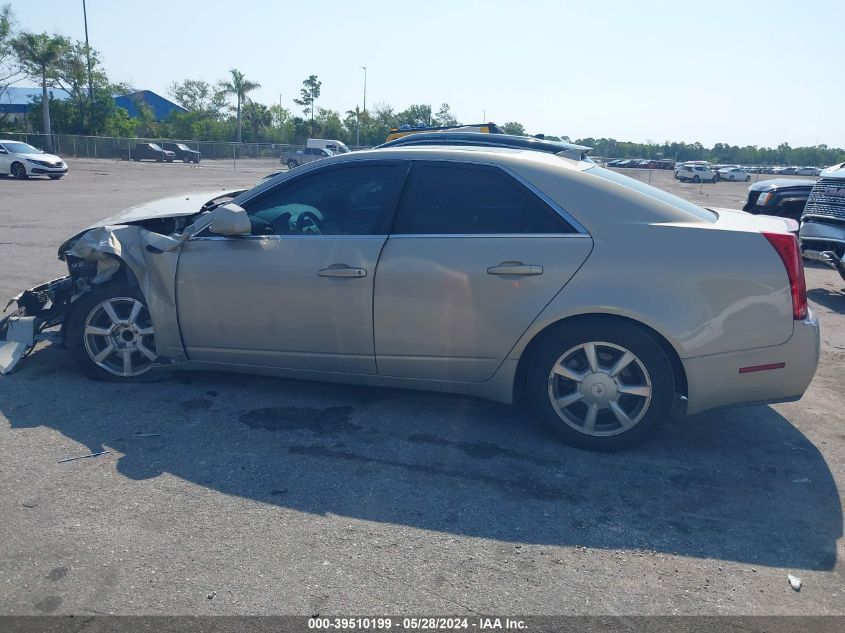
0 145 820 450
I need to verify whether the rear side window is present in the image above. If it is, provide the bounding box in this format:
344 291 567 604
394 163 575 234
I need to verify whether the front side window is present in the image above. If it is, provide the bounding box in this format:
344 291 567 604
242 163 406 236
2 142 40 154
394 163 575 235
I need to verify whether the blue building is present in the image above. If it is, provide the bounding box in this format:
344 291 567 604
0 87 185 126
113 90 186 120
0 87 70 123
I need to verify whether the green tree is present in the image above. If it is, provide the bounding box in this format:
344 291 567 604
12 31 68 151
433 103 458 127
501 121 525 136
169 79 226 118
218 68 260 143
243 99 272 141
397 103 432 127
0 4 21 123
294 74 321 124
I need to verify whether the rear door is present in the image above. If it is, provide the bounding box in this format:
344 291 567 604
373 161 593 382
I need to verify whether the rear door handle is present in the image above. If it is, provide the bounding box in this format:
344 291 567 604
487 262 543 276
318 265 367 278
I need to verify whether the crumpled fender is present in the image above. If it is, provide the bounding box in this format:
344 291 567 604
66 225 186 362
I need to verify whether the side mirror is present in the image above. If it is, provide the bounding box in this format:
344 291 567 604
209 203 251 236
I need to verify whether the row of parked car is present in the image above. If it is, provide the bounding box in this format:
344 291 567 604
122 142 202 163
607 158 675 169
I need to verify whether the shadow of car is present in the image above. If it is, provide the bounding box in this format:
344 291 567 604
2 342 840 571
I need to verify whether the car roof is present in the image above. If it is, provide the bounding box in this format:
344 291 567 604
341 145 595 173
377 132 592 161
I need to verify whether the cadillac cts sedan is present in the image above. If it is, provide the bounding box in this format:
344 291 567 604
0 145 820 450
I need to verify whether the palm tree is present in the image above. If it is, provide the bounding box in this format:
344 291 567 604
218 68 260 143
13 32 68 152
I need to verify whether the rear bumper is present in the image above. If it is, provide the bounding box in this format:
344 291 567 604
682 311 820 415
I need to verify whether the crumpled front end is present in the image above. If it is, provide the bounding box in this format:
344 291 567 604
0 277 75 374
0 190 243 375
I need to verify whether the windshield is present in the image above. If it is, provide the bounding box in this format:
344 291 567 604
2 142 41 154
177 144 191 151
589 166 718 222
149 144 163 151
333 142 350 154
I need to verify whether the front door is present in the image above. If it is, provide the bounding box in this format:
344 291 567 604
176 161 408 374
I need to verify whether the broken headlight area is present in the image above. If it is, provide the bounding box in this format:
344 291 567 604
0 276 75 374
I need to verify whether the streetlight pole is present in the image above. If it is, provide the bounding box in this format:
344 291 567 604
361 66 367 115
82 0 93 101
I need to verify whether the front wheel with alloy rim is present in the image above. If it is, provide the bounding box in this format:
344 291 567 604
67 282 157 381
11 162 28 179
526 320 675 451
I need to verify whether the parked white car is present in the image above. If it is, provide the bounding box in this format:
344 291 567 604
717 167 751 182
676 163 718 183
0 140 68 180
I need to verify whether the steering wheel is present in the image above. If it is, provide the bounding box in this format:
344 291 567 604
295 211 323 235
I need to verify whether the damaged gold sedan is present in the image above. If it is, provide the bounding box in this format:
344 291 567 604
0 146 820 451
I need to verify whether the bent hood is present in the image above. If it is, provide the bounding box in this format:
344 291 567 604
90 189 241 228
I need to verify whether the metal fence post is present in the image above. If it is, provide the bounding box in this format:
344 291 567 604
72 136 76 157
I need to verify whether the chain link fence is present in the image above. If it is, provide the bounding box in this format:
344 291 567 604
0 132 329 171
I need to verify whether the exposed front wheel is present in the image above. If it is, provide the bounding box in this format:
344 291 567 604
526 320 675 451
11 162 28 179
67 282 158 381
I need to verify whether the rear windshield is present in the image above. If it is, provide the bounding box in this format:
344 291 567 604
588 166 718 222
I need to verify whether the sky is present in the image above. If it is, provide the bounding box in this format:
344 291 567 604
6 0 842 148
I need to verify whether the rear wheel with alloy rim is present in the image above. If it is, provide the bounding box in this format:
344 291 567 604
526 320 675 451
68 282 157 381
287 159 299 169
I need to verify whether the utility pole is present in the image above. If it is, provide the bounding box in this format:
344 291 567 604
82 0 94 100
361 66 367 115
278 93 283 127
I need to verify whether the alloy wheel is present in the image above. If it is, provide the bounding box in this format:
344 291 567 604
11 162 27 179
83 297 156 377
547 341 652 437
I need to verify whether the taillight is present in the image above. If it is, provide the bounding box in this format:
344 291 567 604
762 232 808 320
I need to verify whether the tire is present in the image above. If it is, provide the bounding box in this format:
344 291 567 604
49 175 63 180
287 159 298 169
729 175 735 182
525 319 675 451
11 162 28 179
183 157 190 163
692 175 700 183
66 281 158 382
745 175 751 182
166 158 173 163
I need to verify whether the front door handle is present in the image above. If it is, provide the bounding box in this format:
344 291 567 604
318 265 367 278
487 261 543 276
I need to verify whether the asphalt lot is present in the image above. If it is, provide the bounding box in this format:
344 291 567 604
0 159 843 615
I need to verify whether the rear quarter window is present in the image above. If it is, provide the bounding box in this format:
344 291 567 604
589 166 717 222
